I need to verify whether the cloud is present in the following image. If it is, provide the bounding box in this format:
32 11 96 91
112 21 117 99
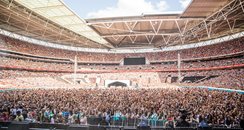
179 0 191 9
87 0 169 18
157 1 169 12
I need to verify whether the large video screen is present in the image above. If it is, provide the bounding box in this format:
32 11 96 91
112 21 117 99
124 57 146 65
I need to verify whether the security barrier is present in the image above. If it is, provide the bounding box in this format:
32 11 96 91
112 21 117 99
0 121 242 130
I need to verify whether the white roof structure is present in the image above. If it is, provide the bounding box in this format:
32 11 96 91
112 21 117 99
14 0 110 46
0 0 243 51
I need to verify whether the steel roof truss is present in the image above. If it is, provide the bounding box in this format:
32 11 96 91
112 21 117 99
57 29 64 42
7 0 14 9
240 0 244 12
175 20 185 44
102 33 179 37
32 5 64 10
103 22 113 29
87 18 205 25
128 35 137 43
112 35 120 41
145 35 155 44
224 17 234 33
162 35 171 45
125 21 138 32
150 20 162 34
183 0 242 42
92 24 130 33
204 20 211 38
41 20 49 36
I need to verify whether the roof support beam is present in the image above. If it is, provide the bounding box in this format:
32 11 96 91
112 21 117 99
102 33 179 37
111 35 121 41
92 24 130 33
162 35 171 45
62 23 84 27
239 0 244 13
150 20 163 34
87 18 204 25
175 20 187 44
231 19 236 31
128 35 137 43
7 0 14 9
204 20 211 38
89 18 195 46
42 20 49 37
191 30 200 42
13 0 111 48
125 21 138 32
117 36 126 46
31 5 64 10
145 35 155 44
183 0 242 42
57 29 65 42
103 22 113 28
48 15 75 19
223 15 234 33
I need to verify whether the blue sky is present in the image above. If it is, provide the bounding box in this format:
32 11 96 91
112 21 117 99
62 0 192 19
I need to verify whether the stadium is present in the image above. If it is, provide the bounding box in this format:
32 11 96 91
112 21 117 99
0 0 243 130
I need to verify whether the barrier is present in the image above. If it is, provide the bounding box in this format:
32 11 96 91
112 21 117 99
29 123 68 130
88 125 122 130
137 126 151 130
87 117 101 125
86 117 168 127
0 122 11 128
212 128 242 130
67 125 89 130
0 122 10 130
124 126 136 130
150 128 197 130
7 122 29 130
1 121 243 130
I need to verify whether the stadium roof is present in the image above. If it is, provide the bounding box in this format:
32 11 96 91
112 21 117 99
0 0 243 50
13 0 114 48
181 0 231 17
86 0 244 48
0 0 113 48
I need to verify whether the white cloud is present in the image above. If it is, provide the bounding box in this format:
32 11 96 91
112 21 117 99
157 1 169 12
87 0 169 18
179 0 191 9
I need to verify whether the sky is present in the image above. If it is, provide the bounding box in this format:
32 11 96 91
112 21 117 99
62 0 192 19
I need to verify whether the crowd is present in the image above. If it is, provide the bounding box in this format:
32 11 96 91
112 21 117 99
0 67 243 90
0 34 243 90
179 69 244 90
0 71 163 89
0 77 76 90
0 70 64 79
1 55 243 73
0 88 243 127
0 56 73 71
0 34 243 62
181 56 244 69
1 53 243 90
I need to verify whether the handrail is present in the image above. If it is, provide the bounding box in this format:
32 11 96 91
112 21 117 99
0 119 242 129
0 49 71 61
0 48 243 65
0 64 243 73
1 28 244 53
150 51 244 63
